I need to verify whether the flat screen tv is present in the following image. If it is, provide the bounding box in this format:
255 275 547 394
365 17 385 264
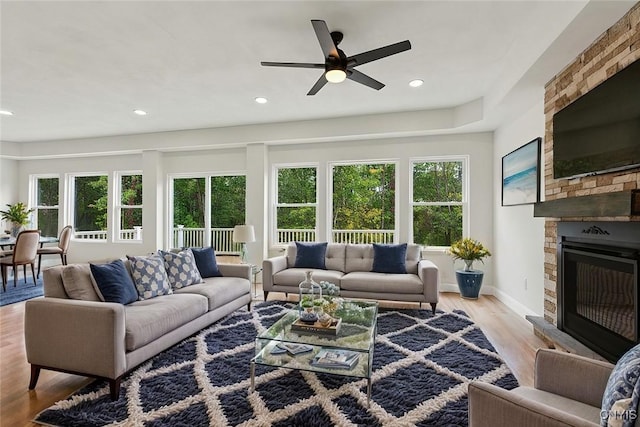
552 58 640 179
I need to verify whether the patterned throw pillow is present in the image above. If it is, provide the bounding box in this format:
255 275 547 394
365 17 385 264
127 254 173 301
159 249 203 289
601 343 640 427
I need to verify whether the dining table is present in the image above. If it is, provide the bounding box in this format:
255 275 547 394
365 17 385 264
0 235 59 251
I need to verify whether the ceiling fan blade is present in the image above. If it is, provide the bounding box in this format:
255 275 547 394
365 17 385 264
261 61 325 69
307 74 328 96
347 69 385 90
348 40 411 67
311 20 339 59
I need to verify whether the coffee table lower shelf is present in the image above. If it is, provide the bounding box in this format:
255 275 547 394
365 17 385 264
249 343 374 406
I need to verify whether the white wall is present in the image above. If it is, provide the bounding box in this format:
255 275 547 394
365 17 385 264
493 99 546 317
0 157 19 232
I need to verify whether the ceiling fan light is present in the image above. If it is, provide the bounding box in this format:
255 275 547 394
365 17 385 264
325 69 346 83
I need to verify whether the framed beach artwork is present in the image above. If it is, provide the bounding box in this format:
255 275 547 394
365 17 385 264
501 137 541 206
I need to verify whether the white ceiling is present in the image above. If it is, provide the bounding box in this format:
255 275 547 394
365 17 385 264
0 1 636 143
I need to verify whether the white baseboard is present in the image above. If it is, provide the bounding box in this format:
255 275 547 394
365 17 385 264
440 283 537 319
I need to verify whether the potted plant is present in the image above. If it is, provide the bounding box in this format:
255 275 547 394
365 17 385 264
0 202 34 237
448 238 492 299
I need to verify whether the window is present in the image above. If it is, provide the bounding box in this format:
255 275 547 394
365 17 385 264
331 162 396 243
411 159 465 247
275 166 317 244
170 174 246 251
211 175 246 252
172 177 206 247
33 176 59 237
116 173 142 241
71 174 109 240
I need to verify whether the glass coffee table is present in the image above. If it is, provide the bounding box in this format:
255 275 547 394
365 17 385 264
250 299 379 405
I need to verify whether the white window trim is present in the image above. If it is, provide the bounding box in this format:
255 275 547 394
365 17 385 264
409 155 469 249
328 159 399 244
29 174 60 232
66 172 110 242
167 172 247 250
114 171 143 243
272 163 319 247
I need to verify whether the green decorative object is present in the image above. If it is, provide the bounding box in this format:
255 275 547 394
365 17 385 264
448 238 492 298
0 202 34 237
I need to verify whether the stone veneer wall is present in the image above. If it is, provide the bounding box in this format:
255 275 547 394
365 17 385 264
542 3 640 325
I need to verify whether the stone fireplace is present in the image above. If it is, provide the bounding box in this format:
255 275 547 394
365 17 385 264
531 4 640 361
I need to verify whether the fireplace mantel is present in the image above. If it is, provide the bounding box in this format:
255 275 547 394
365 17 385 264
533 190 640 218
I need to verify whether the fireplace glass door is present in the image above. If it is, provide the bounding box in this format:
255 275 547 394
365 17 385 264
561 243 638 361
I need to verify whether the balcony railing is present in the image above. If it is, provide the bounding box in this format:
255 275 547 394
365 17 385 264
74 227 396 248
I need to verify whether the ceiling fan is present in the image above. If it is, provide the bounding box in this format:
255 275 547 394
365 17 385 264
261 20 411 95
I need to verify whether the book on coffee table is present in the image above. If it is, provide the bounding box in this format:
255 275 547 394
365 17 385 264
291 317 342 336
310 348 360 370
270 343 313 356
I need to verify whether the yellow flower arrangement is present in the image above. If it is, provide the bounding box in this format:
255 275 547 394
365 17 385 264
448 238 491 271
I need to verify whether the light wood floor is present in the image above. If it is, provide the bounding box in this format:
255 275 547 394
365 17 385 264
0 288 547 426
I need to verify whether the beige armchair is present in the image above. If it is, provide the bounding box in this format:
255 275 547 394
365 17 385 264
469 348 613 427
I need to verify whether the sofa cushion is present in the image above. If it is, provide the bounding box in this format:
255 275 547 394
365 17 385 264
340 271 423 294
127 254 173 300
61 264 102 301
173 277 250 311
293 242 327 270
601 343 640 427
286 242 346 272
124 293 208 351
273 268 344 288
159 249 203 288
191 246 223 278
89 259 138 305
372 243 407 274
344 244 375 273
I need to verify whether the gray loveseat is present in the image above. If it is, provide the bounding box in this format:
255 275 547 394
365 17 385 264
24 261 251 400
263 242 439 313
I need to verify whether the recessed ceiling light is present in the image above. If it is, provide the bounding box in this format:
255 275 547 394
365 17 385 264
409 79 424 88
133 109 147 116
255 97 268 104
0 110 14 116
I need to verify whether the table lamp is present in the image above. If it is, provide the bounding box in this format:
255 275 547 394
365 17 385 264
233 225 255 263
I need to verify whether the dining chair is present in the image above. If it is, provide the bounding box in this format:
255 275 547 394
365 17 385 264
37 225 72 278
0 229 40 292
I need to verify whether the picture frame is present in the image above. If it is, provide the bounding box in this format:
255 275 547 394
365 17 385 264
501 137 541 206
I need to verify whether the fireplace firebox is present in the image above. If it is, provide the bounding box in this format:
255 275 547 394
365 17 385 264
558 222 640 362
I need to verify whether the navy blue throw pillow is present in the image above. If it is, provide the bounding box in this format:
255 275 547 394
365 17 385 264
294 242 328 270
372 243 408 274
89 259 138 304
191 247 223 278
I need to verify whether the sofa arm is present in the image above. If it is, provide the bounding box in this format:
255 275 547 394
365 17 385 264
24 298 126 380
534 348 613 408
262 256 288 291
418 259 439 302
217 263 252 281
469 382 599 427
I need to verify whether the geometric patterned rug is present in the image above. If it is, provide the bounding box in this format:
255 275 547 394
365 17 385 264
34 301 519 426
0 276 43 307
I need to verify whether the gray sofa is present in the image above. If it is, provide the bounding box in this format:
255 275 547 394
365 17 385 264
263 243 440 313
24 261 251 400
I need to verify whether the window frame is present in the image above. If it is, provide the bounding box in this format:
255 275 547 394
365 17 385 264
272 163 319 247
67 172 110 242
409 155 469 249
328 160 399 244
114 171 143 243
29 174 60 237
167 172 247 251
